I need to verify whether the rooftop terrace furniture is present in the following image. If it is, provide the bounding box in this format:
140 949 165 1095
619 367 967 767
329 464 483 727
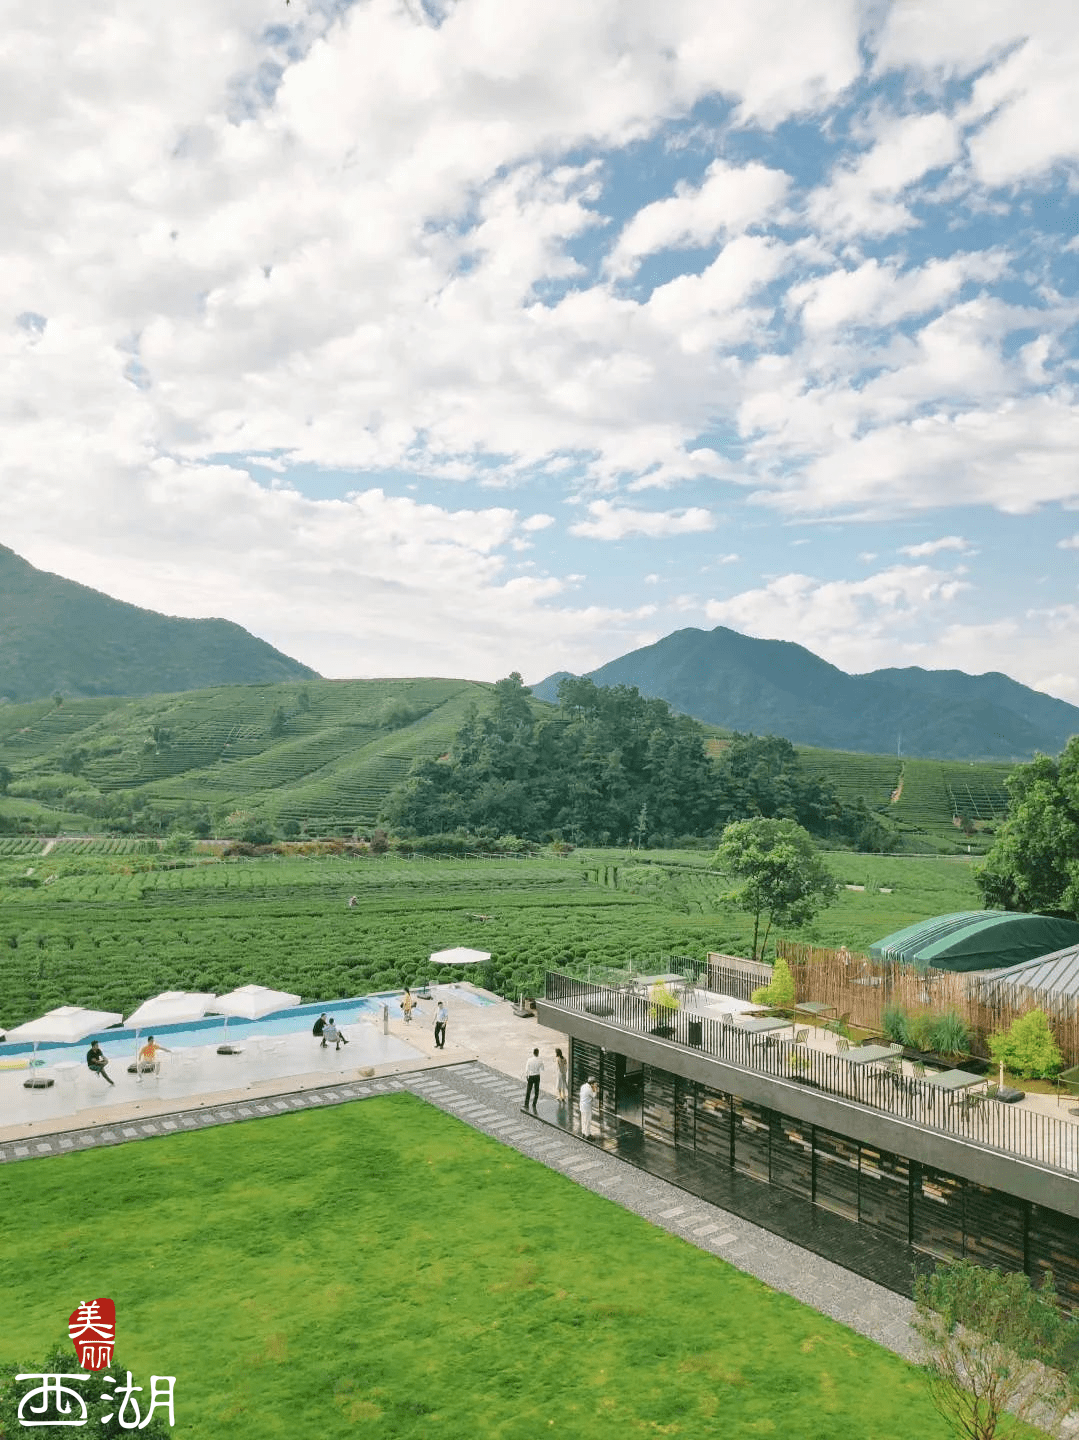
793 1028 809 1046
795 1001 836 1019
825 1012 851 1040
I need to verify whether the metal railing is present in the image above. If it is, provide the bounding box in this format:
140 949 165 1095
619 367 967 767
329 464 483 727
544 972 1079 1178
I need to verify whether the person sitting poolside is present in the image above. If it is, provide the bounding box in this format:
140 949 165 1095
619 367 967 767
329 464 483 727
86 1041 114 1086
321 1018 349 1051
139 1036 172 1074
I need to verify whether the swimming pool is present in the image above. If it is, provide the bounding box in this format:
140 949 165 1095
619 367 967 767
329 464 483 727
0 991 407 1063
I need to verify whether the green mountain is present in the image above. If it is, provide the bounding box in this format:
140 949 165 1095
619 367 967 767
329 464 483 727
0 543 318 701
531 626 1079 761
0 677 502 837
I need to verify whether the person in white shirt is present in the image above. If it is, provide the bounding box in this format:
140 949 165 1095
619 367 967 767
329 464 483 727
522 1048 543 1112
434 1001 448 1050
579 1076 596 1138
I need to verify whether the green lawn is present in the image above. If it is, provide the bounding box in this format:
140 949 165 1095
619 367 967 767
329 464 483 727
0 1095 975 1440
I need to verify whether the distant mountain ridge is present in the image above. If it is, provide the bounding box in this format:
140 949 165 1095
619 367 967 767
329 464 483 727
0 543 318 701
531 626 1079 761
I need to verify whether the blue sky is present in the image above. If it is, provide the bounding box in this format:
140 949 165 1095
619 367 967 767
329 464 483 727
2 0 1077 699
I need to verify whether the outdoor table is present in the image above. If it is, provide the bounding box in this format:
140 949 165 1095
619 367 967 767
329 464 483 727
794 1001 836 1020
839 1043 895 1101
841 1044 894 1066
636 974 684 989
922 1068 987 1092
738 1017 792 1037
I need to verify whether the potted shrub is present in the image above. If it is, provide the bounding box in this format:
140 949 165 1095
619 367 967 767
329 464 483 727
788 1049 815 1085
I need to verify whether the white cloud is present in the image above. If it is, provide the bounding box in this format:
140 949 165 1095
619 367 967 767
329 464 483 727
605 159 790 279
788 252 1008 335
704 564 972 671
806 111 960 238
569 500 715 540
877 2 1079 186
898 535 972 557
0 0 1077 696
1057 533 1079 550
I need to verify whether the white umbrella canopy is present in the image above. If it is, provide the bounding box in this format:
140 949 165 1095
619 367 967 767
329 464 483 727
124 991 217 1081
124 990 217 1030
429 947 491 966
211 985 301 1019
210 985 301 1051
5 1005 123 1089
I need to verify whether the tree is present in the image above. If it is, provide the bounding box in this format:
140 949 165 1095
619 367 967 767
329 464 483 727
912 1259 1079 1440
988 1008 1064 1080
0 764 11 795
976 738 1079 918
714 818 838 961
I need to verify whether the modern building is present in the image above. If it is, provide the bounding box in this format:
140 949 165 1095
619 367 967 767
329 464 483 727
537 972 1079 1311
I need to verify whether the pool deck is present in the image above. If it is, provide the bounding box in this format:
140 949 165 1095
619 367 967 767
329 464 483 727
0 982 562 1141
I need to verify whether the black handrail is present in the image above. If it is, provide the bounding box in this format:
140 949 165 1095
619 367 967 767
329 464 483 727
544 971 1079 1178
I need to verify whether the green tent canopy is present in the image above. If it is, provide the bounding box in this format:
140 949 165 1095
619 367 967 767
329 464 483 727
868 910 1079 974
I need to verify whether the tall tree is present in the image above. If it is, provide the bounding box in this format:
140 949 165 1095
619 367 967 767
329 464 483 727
976 737 1079 918
714 817 838 960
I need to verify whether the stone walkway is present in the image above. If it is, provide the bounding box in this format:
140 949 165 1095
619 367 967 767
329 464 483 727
0 1057 922 1364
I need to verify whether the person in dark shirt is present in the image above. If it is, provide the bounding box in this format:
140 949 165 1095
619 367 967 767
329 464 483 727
312 1013 328 1040
86 1041 114 1086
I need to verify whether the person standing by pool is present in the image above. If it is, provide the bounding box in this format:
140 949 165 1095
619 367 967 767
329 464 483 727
579 1076 596 1138
86 1041 114 1086
139 1035 171 1075
523 1048 543 1112
555 1047 568 1102
400 988 415 1024
434 1000 448 1050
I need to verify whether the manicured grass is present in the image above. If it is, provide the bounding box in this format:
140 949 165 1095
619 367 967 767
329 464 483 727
0 1096 967 1440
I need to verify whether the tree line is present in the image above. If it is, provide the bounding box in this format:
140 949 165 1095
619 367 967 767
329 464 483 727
382 674 899 851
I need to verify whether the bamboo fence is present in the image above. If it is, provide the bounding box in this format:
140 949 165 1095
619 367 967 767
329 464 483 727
776 939 1079 1066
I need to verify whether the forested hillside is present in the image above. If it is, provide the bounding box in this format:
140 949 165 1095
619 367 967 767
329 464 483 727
383 675 897 850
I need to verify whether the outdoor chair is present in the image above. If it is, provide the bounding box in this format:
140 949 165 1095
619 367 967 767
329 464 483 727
720 1012 734 1026
793 1028 809 1046
836 1037 851 1054
825 1012 851 1040
888 1042 903 1055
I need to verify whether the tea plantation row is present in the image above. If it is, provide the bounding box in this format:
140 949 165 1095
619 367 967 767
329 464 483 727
0 850 982 1027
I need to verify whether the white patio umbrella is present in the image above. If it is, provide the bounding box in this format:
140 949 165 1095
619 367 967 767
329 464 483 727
5 1006 123 1090
124 990 217 1082
429 947 491 965
209 985 301 1053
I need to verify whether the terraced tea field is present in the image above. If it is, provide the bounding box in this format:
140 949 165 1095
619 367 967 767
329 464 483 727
0 848 981 1028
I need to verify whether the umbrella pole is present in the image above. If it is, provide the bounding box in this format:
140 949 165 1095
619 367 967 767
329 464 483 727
134 1028 141 1084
